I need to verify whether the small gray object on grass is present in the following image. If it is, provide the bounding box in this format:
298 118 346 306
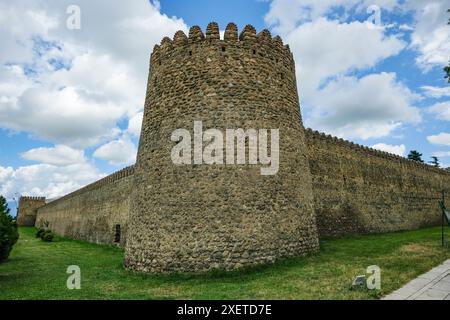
351 275 366 289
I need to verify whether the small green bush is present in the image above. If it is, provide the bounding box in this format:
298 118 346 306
41 231 54 242
36 221 54 242
0 195 19 262
36 228 46 238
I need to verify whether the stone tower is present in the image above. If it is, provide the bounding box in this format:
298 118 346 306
124 22 319 273
16 196 46 227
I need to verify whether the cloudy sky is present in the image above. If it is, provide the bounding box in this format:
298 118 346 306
1 0 449 213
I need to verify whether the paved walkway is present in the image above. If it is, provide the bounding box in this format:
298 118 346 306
383 259 450 300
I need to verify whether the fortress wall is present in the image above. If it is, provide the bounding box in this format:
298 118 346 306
305 129 450 237
29 127 450 252
17 197 46 227
35 166 134 246
23 23 450 273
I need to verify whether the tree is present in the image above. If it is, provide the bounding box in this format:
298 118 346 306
445 64 450 83
445 9 450 83
429 156 440 167
0 195 19 262
407 150 424 163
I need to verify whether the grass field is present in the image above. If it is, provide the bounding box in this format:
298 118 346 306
0 226 449 300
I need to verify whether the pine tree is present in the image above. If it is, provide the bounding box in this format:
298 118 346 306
407 150 424 163
0 196 10 216
429 156 440 168
445 10 450 83
445 63 450 83
0 195 19 262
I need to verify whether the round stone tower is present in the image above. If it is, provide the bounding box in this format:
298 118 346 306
124 22 319 273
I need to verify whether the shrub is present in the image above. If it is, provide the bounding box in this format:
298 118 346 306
36 221 54 242
36 228 46 238
41 231 54 242
0 195 19 262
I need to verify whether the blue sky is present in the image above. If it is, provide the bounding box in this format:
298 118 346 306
0 0 449 215
162 0 270 30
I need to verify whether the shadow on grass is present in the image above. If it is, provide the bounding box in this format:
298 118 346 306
47 225 450 285
125 252 315 284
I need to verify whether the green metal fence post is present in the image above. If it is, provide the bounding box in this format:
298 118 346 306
443 190 445 247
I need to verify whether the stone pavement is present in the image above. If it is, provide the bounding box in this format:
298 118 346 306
383 259 450 300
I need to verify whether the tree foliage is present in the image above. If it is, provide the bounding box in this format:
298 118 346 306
407 150 424 163
429 156 440 168
445 9 450 83
0 195 19 262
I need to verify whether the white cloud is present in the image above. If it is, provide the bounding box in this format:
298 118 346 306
432 151 450 158
0 0 188 147
399 24 414 31
307 72 421 139
285 18 406 98
127 112 143 137
371 143 406 156
0 1 58 65
263 0 450 142
0 64 33 104
0 0 187 75
421 86 450 98
0 0 187 201
265 0 400 34
21 145 85 166
47 0 188 76
93 138 137 166
0 141 104 201
408 1 450 71
0 162 104 201
427 101 450 121
427 132 450 146
1 85 124 147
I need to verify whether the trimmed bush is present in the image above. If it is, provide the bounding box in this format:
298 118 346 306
36 221 54 242
0 195 19 262
36 228 46 238
41 231 54 242
36 228 46 239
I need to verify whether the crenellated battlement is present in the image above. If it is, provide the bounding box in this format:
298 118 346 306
17 196 47 226
150 22 294 68
40 165 135 210
305 128 450 175
19 196 46 201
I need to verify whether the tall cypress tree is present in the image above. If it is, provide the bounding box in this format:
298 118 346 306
0 195 19 262
445 9 450 83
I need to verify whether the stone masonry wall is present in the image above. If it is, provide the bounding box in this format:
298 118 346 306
28 22 450 273
34 128 450 248
35 166 134 246
305 129 450 237
17 197 46 227
124 22 320 273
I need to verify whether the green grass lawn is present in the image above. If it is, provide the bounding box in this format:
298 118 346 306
1 226 449 300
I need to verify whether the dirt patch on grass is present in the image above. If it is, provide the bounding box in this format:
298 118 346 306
398 243 434 256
